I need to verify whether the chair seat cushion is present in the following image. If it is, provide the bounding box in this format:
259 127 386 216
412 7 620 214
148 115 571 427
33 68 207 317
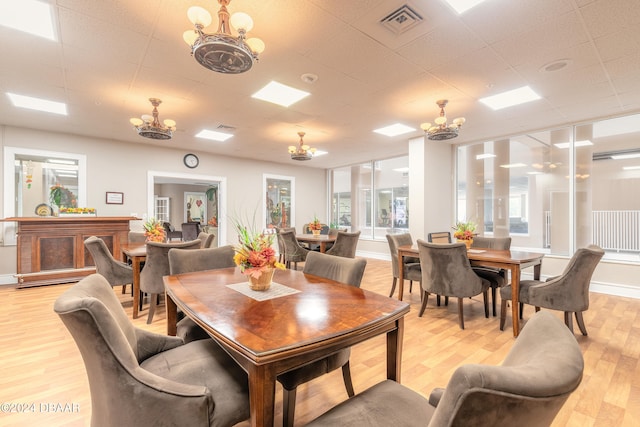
278 349 351 390
473 267 507 287
140 338 250 427
403 262 422 282
305 379 434 427
176 317 210 343
500 280 540 303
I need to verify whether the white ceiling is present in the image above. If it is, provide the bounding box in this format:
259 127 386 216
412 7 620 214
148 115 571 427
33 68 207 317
0 0 639 169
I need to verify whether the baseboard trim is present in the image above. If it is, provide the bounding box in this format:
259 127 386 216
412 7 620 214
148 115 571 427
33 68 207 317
0 274 18 286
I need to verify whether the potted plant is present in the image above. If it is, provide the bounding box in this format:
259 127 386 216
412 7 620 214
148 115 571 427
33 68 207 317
453 220 476 249
233 222 285 291
309 216 323 236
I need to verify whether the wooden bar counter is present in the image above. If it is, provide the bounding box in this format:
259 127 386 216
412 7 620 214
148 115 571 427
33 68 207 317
2 216 137 288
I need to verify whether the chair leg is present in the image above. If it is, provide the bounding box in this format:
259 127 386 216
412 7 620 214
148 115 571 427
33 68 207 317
341 362 355 397
491 286 497 317
436 295 441 306
457 297 465 330
282 388 297 427
121 284 127 294
575 311 588 336
444 296 449 306
146 293 157 324
409 280 413 293
519 302 524 319
418 291 429 317
483 290 489 318
564 311 574 334
389 277 397 298
500 299 507 331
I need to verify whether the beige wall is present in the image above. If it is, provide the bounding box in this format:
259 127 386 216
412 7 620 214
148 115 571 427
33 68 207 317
0 125 326 282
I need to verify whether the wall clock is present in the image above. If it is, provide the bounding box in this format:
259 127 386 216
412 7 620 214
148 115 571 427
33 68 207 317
183 153 199 169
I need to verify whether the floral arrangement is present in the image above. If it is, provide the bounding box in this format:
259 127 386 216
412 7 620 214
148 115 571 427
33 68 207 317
208 216 218 227
309 216 323 231
453 220 476 241
233 222 285 279
49 184 77 208
143 218 166 242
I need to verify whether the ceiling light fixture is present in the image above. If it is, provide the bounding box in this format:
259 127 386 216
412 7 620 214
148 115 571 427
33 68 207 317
288 132 316 161
129 98 176 140
183 0 264 74
420 99 465 140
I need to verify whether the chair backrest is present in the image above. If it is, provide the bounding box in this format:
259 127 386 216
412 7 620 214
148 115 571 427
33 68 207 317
303 251 367 288
328 227 347 237
197 231 214 248
529 245 604 312
163 222 175 233
326 230 361 258
181 222 201 242
168 245 235 275
429 310 584 427
471 236 511 250
84 236 132 286
279 229 309 262
140 240 201 294
417 239 485 298
276 227 296 255
386 233 414 279
128 231 147 243
428 231 452 244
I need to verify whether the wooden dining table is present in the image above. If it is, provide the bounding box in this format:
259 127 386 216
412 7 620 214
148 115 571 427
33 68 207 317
120 242 146 319
397 244 544 337
295 233 336 253
164 267 410 427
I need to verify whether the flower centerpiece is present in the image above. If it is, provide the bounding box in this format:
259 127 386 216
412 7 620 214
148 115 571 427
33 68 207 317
143 218 166 242
309 216 322 236
233 222 285 291
453 220 476 249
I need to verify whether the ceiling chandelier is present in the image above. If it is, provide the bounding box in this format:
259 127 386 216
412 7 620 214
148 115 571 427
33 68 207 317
129 98 176 140
420 99 466 141
183 0 265 74
288 132 316 161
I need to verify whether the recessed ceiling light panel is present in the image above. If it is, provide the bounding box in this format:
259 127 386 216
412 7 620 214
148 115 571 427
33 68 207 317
0 0 56 40
195 129 234 141
373 123 416 137
7 93 67 115
479 86 541 110
252 81 310 107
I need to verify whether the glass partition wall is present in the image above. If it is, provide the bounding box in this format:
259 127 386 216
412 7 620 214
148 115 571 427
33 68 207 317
330 156 409 240
456 112 640 263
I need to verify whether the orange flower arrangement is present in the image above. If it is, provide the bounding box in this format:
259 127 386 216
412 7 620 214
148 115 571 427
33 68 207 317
309 216 322 231
452 221 476 241
143 218 166 242
233 222 285 279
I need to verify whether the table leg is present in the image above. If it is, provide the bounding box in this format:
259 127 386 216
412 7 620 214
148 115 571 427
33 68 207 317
166 293 177 336
397 249 405 301
247 365 276 427
132 257 141 319
510 265 521 337
386 317 404 382
320 241 327 253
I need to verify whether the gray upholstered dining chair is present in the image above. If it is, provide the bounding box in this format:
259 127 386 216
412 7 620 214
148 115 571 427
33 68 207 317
181 222 201 242
386 233 421 298
163 222 183 241
54 273 250 427
84 235 133 295
278 251 367 427
325 230 361 258
197 231 215 248
139 240 202 324
168 245 236 343
279 229 310 270
304 310 584 427
500 245 604 335
276 227 297 260
417 240 490 329
471 236 512 316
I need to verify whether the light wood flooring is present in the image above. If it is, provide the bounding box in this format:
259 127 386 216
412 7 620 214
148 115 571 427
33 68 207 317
2 258 640 426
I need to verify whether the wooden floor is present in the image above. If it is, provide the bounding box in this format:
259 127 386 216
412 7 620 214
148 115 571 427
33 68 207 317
2 257 640 426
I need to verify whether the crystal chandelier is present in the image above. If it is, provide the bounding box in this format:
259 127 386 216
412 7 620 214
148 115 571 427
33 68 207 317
129 98 176 140
288 132 316 161
420 99 466 141
183 0 265 74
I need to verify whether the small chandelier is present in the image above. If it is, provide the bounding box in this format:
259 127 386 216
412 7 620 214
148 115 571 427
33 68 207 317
183 0 265 74
129 98 176 140
288 132 316 161
420 99 465 141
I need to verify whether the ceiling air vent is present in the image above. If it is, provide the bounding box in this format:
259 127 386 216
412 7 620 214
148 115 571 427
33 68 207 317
380 4 423 34
217 124 236 131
